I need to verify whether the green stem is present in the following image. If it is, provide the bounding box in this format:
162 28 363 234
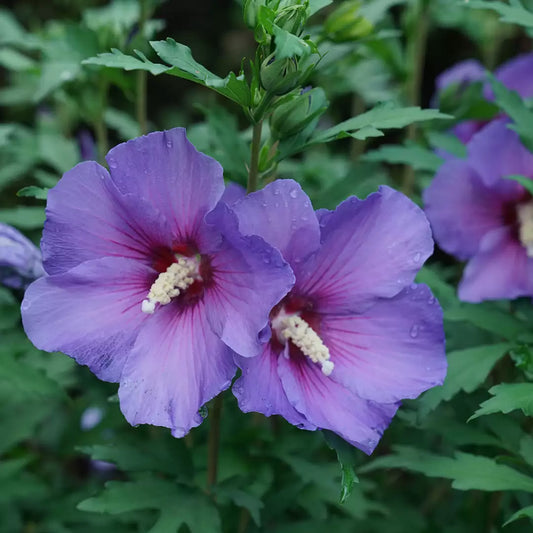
206 395 223 494
401 0 430 195
136 0 148 135
247 121 263 193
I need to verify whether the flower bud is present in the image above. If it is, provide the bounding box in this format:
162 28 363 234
274 2 308 35
260 54 300 95
243 0 267 28
324 0 373 42
270 87 328 139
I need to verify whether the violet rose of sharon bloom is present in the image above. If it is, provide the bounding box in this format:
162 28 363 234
0 222 45 289
21 128 294 437
230 180 446 454
424 119 533 302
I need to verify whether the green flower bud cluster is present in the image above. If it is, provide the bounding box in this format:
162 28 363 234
323 0 373 42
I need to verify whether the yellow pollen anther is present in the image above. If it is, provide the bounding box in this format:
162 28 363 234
280 315 334 376
517 202 533 258
141 257 198 314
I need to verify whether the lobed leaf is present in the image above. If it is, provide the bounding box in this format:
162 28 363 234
470 383 533 419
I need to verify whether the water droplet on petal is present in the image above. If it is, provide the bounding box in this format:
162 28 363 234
428 295 436 304
413 252 421 263
289 189 297 199
166 139 173 148
108 157 118 169
409 324 419 338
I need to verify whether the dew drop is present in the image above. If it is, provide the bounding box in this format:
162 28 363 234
413 252 421 263
410 324 419 338
289 189 297 199
273 187 280 196
166 139 173 148
428 295 436 304
108 158 118 169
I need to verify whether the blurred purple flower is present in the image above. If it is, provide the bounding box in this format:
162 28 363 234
424 119 533 302
434 53 533 145
0 223 44 289
77 130 97 161
231 180 446 454
21 128 294 437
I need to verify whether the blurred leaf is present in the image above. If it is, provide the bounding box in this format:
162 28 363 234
363 142 443 172
312 104 451 143
17 186 48 200
105 108 140 140
418 343 511 414
150 39 251 106
309 0 333 16
467 0 533 28
470 383 533 419
0 8 40 49
83 48 169 75
504 505 533 526
505 174 533 196
0 48 37 71
78 478 221 533
361 446 533 492
427 130 467 158
0 207 45 229
323 431 360 503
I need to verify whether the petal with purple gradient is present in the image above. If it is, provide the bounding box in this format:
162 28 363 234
203 203 295 358
320 283 446 404
277 355 398 454
42 161 172 275
106 128 224 242
298 186 433 313
435 59 485 95
468 119 533 189
118 301 236 436
233 344 314 429
459 227 533 302
492 52 533 99
423 159 508 260
21 257 154 382
221 182 246 206
232 180 321 267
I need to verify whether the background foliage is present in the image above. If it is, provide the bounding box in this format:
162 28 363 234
2 0 533 531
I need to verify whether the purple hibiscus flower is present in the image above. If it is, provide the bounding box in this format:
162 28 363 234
424 119 533 302
21 128 294 436
229 180 446 454
434 53 533 145
0 222 45 289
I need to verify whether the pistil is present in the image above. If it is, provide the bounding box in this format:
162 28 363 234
517 202 533 257
274 313 334 376
141 256 199 314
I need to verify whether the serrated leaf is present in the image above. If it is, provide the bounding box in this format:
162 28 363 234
323 431 359 503
272 25 312 59
16 186 48 200
470 383 533 419
78 479 221 533
361 446 533 492
150 38 250 106
364 143 443 172
505 174 533 196
312 104 451 144
418 343 511 414
83 48 169 75
503 505 533 526
467 0 533 29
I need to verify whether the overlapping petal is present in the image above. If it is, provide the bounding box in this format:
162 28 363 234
21 257 153 381
118 301 235 437
320 283 446 404
233 345 314 429
423 159 508 260
106 128 225 242
277 355 399 455
298 186 433 313
42 161 172 275
458 227 533 302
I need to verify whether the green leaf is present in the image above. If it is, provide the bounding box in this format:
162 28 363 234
0 207 45 229
470 383 533 419
363 142 443 172
312 104 451 144
308 0 333 16
272 25 313 59
503 505 533 526
16 186 48 200
83 48 169 75
505 174 533 196
0 48 37 71
418 343 511 414
150 39 251 106
466 0 533 29
361 446 533 492
323 431 360 503
78 478 221 533
427 130 467 158
105 108 140 140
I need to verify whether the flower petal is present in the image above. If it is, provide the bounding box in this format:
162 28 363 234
423 159 508 260
202 203 295 357
21 257 153 382
106 128 224 242
320 283 446 404
118 301 236 436
434 59 485 95
298 186 433 313
458 227 533 302
43 161 172 275
277 355 398 454
494 52 533 99
221 182 246 206
468 119 533 188
232 180 321 267
233 345 315 429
